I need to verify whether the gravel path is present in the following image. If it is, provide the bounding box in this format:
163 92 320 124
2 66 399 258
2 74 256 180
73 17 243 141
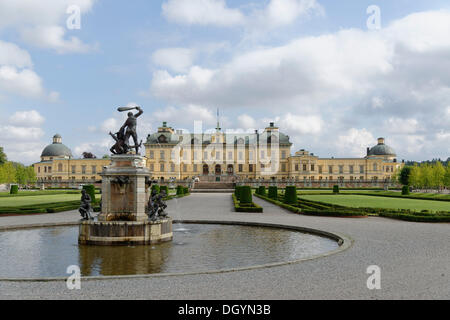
0 193 449 300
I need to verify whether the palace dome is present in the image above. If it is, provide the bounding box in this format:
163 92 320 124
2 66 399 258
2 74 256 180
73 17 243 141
367 138 396 156
41 134 73 158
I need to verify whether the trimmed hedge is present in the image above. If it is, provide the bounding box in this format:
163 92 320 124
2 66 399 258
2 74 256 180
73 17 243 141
235 186 243 201
268 186 278 200
176 185 184 196
257 186 266 196
333 185 339 194
0 200 80 215
160 185 169 195
402 185 410 195
232 194 263 213
10 185 18 195
284 186 297 204
240 186 253 204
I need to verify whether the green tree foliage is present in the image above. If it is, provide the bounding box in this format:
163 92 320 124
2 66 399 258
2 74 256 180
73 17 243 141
0 147 7 165
0 162 16 184
399 166 412 186
408 162 450 189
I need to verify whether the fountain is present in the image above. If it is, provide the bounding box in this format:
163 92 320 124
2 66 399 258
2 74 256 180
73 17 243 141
78 105 173 246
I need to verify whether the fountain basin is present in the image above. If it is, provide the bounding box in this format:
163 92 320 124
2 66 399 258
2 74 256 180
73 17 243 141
79 218 172 245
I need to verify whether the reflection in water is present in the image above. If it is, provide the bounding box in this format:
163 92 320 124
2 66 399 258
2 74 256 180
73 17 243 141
0 224 338 278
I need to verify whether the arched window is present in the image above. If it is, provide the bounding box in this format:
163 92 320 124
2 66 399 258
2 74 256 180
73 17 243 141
58 164 63 172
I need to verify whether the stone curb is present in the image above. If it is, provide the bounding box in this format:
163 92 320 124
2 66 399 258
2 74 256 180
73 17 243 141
0 219 352 282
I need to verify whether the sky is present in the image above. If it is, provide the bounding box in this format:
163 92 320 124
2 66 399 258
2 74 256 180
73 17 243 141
0 0 449 165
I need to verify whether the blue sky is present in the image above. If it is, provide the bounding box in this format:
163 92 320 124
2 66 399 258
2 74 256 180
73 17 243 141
0 0 449 164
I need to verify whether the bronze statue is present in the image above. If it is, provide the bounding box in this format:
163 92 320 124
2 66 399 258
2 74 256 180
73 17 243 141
118 106 143 154
79 189 93 220
147 189 168 221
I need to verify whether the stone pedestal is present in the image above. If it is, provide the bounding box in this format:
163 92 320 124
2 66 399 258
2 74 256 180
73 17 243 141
98 155 149 222
78 154 173 246
78 218 173 245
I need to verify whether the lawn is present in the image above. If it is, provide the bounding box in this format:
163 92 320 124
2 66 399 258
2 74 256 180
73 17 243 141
300 194 450 212
0 194 82 207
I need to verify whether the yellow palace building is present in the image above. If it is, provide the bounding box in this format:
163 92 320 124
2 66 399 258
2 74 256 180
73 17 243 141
34 123 403 188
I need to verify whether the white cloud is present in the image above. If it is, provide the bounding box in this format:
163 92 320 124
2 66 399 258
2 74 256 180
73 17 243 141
258 0 323 28
238 114 257 129
384 118 421 135
20 26 94 54
337 129 375 157
0 66 45 98
152 48 196 73
153 104 216 127
9 110 45 127
161 0 321 29
162 0 245 27
0 40 32 68
279 113 323 134
0 0 97 53
0 110 46 164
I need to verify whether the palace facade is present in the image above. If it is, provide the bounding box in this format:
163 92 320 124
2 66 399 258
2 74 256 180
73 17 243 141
34 123 404 187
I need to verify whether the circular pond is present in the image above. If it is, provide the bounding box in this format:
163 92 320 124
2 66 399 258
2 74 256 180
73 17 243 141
0 223 339 278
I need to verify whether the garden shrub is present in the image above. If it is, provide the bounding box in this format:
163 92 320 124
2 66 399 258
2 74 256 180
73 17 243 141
176 185 184 196
333 185 339 194
9 185 18 195
235 186 242 200
284 186 297 204
268 186 278 199
152 184 160 194
402 185 410 195
240 186 253 204
183 187 189 194
258 186 266 196
160 185 169 195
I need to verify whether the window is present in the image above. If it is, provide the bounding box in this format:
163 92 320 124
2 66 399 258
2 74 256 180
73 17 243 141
249 164 254 172
194 152 198 160
303 164 307 171
318 166 323 174
92 166 96 174
150 164 154 171
81 165 86 174
349 165 354 174
160 164 164 172
48 167 52 173
160 150 165 160
311 164 315 171
281 151 286 159
328 166 333 174
193 164 198 172
71 166 76 174
360 165 364 173
339 165 344 174
171 163 175 172
281 163 286 172
373 163 377 171
58 164 63 172
38 167 41 173
183 164 187 172
239 164 243 172
249 151 253 161
228 152 233 160
149 151 154 159
295 164 299 171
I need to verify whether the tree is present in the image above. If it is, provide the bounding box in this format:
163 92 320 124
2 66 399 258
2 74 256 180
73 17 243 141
82 152 96 159
0 147 7 165
432 161 445 189
0 162 16 184
399 166 412 186
102 155 110 159
444 164 450 188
